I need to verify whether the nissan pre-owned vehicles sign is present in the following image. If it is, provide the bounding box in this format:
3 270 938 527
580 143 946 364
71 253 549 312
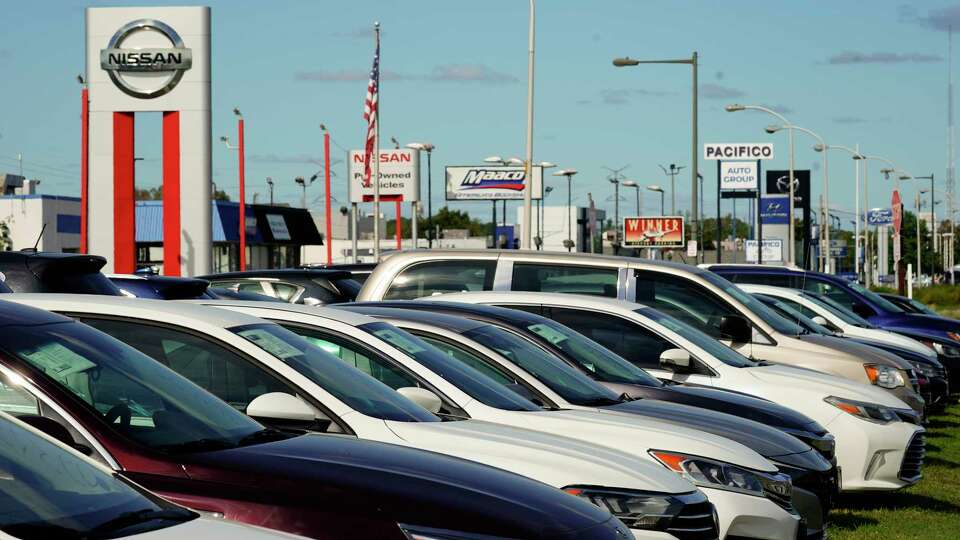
704 143 774 160
349 149 420 203
446 165 544 200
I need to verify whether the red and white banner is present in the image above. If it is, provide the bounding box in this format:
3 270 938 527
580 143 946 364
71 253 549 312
623 216 685 248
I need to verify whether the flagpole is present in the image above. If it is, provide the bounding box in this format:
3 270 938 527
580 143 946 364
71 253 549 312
372 22 382 261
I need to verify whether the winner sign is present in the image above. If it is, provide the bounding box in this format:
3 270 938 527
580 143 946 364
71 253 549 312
623 216 685 248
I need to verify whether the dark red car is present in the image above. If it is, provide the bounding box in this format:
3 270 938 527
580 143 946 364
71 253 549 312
0 300 632 540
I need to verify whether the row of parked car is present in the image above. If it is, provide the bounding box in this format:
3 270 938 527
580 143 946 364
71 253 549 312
0 248 955 540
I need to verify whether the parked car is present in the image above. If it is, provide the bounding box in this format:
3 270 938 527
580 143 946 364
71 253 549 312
705 264 960 387
879 292 941 316
426 291 926 494
193 299 800 540
108 274 283 303
199 269 360 305
0 298 637 540
300 262 377 284
6 294 716 540
338 303 833 540
0 411 307 540
0 251 122 295
742 285 948 409
352 299 837 458
357 250 925 415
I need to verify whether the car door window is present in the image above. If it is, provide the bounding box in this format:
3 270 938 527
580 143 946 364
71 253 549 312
238 281 267 294
77 318 295 414
269 282 303 302
0 374 40 415
512 263 618 297
633 271 740 339
547 308 672 369
801 279 859 312
384 260 496 300
287 327 420 390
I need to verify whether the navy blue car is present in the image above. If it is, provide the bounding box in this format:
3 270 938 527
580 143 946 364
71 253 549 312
706 264 960 388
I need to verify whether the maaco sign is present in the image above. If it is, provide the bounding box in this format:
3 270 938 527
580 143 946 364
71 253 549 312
445 166 544 200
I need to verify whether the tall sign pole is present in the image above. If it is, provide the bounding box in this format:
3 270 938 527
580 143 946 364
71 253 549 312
80 84 89 254
522 0 536 249
324 131 332 265
237 116 246 271
372 23 382 261
691 52 699 263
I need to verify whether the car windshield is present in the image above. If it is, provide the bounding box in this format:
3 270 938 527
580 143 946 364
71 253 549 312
754 295 831 335
698 271 806 335
358 322 541 412
231 323 439 422
805 292 876 328
637 308 760 368
523 319 664 387
461 325 623 406
847 280 905 313
0 413 195 539
2 321 266 453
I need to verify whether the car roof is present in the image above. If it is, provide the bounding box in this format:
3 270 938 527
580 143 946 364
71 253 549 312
199 269 354 280
429 291 648 313
184 299 378 326
1 294 263 329
338 304 488 333
0 298 74 328
381 248 702 273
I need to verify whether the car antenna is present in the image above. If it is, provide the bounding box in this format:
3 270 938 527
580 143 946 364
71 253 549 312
23 222 46 253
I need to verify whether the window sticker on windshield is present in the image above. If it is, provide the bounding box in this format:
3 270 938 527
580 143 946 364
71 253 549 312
527 323 569 345
373 329 426 354
239 329 303 359
21 343 96 380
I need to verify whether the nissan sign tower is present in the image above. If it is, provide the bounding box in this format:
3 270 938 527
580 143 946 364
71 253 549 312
86 7 211 275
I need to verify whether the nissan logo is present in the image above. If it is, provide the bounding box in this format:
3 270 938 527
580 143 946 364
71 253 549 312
100 19 193 99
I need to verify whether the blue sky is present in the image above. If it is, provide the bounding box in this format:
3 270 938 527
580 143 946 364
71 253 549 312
1 0 959 227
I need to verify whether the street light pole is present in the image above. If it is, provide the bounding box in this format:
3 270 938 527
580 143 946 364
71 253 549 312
552 169 577 252
622 180 641 214
659 164 684 215
916 175 935 277
725 104 795 266
614 53 698 261
522 0 536 250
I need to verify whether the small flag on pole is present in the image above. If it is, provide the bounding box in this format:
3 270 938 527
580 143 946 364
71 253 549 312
362 30 380 188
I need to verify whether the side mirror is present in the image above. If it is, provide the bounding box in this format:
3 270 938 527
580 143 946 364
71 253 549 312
811 315 829 326
397 387 443 413
851 302 874 319
247 392 316 426
660 349 691 372
719 314 752 343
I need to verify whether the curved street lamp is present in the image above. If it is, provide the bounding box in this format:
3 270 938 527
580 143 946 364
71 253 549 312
552 169 578 251
647 185 665 216
621 180 642 214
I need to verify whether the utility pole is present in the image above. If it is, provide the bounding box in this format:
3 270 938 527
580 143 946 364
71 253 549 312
659 164 685 215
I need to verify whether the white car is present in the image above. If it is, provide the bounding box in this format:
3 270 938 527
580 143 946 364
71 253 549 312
429 291 927 493
190 299 802 540
0 410 304 540
736 284 938 360
4 294 714 540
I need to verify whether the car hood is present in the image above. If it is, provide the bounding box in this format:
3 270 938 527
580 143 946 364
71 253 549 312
876 312 960 337
386 419 695 493
844 328 938 360
602 399 831 471
845 337 941 367
797 334 913 369
745 364 912 409
665 384 825 432
182 433 617 538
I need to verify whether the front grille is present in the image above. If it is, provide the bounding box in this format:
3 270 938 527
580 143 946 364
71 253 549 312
907 369 920 393
666 499 719 540
899 432 925 482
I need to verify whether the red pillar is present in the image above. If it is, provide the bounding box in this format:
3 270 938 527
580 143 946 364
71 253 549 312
324 132 332 265
162 112 181 276
112 112 136 273
80 88 89 254
395 200 402 250
238 118 246 271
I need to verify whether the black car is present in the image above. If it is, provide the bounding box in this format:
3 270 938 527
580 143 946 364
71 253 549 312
0 251 122 295
199 269 360 305
300 262 377 284
341 303 838 539
109 274 284 302
0 299 635 540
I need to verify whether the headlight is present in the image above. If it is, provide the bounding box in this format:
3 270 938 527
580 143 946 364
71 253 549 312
864 364 905 389
400 525 517 540
932 341 960 358
947 331 960 343
824 396 898 424
562 486 695 530
649 451 791 502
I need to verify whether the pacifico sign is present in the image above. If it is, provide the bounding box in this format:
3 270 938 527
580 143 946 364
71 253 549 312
100 19 193 99
704 143 774 161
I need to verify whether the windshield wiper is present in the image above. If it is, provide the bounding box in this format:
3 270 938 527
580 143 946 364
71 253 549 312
156 438 237 454
236 428 290 447
88 508 194 537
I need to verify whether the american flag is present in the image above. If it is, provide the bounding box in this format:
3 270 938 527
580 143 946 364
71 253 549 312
362 30 380 188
